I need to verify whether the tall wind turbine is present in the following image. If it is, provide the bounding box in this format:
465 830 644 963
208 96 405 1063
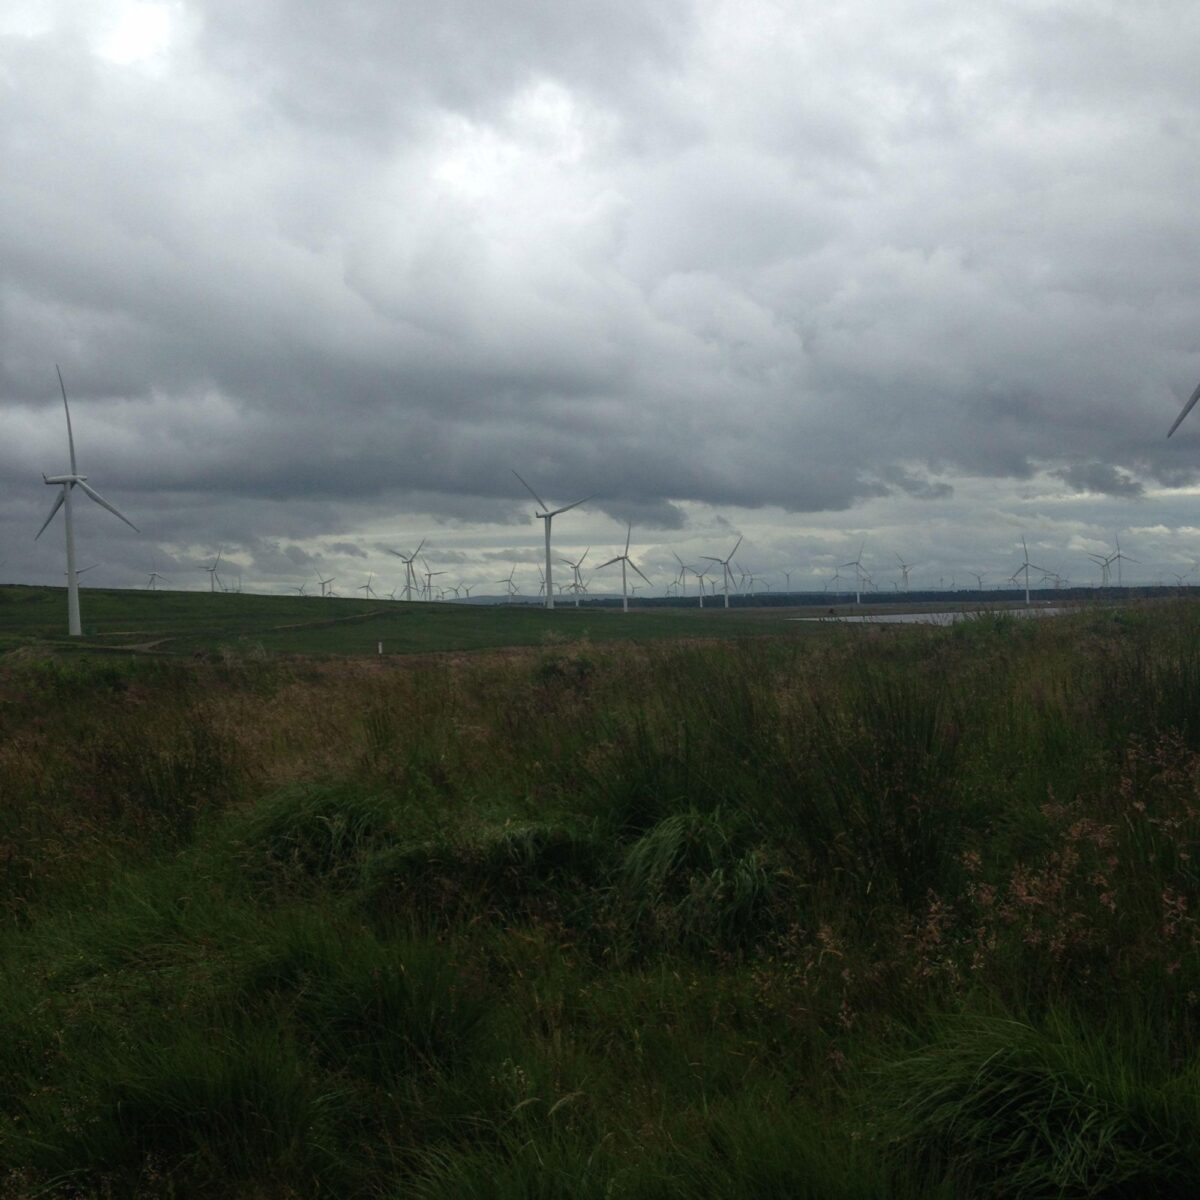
895 553 912 592
841 543 869 605
512 471 592 611
387 538 426 601
597 524 651 613
701 535 742 609
36 366 139 636
1010 537 1048 605
1110 535 1138 587
560 548 590 608
200 548 224 593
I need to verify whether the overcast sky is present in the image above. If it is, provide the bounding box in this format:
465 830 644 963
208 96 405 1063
4 0 1200 597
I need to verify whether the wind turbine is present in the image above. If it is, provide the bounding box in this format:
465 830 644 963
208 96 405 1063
36 366 139 636
895 554 912 592
597 524 651 613
561 548 590 608
512 471 592 611
1010 537 1049 605
495 565 518 603
288 583 307 596
840 543 869 605
968 571 986 592
358 573 377 599
200 548 224 594
1110 535 1138 587
387 538 426 601
315 571 335 597
701 535 742 609
1089 552 1113 588
145 568 167 590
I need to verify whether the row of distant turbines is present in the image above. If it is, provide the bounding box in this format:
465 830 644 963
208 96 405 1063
33 368 1200 634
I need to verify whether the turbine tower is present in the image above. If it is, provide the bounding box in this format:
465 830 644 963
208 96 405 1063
700 535 742 609
512 471 591 611
597 524 651 613
35 366 138 636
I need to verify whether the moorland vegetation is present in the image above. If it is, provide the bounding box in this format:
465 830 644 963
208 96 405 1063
2 604 1200 1197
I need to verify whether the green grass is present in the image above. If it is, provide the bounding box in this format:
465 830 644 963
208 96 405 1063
0 583 808 657
3 600 1200 1196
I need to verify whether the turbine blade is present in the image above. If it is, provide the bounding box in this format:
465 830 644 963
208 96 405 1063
624 523 632 555
596 557 621 569
631 562 652 586
77 481 139 531
1168 379 1200 438
512 470 548 511
56 364 78 475
550 494 593 517
700 555 723 563
35 487 66 540
730 535 743 559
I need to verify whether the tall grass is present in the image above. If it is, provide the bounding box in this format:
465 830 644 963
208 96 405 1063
3 602 1200 1195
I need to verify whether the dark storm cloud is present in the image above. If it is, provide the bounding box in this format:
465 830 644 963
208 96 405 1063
4 0 1200 592
1054 463 1146 500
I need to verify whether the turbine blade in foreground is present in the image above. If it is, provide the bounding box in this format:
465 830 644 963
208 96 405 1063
56 364 78 475
1168 379 1200 438
77 481 139 531
549 494 593 517
631 562 652 586
512 471 548 511
35 489 65 540
596 557 621 569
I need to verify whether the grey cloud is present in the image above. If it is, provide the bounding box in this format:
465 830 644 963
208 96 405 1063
5 2 1200 594
1054 463 1146 499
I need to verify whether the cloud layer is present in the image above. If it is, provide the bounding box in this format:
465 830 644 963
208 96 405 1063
4 0 1200 594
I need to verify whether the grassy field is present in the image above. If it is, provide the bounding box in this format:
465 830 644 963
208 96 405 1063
2 601 1200 1195
0 585 813 657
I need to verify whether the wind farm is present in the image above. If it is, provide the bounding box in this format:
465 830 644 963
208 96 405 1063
9 7 1200 1192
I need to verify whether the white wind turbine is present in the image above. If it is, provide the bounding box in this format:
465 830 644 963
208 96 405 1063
512 471 592 611
386 538 426 601
560 548 590 608
145 566 167 590
36 366 139 636
357 573 377 599
1109 535 1138 587
840 543 869 605
895 553 913 592
1010 537 1049 605
495 565 518 603
315 571 335 597
968 571 986 592
200 548 224 593
597 524 651 613
701 535 742 609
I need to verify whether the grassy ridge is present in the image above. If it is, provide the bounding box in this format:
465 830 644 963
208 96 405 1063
0 584 803 657
2 605 1200 1195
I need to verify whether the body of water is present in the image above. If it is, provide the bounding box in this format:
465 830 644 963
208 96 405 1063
790 607 1067 625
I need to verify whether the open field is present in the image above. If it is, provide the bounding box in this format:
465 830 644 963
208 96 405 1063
0 585 818 657
3 602 1200 1196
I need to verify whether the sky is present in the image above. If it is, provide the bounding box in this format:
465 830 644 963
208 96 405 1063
4 0 1200 598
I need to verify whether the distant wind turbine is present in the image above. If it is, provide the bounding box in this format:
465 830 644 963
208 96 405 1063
200 548 224 594
561 548 590 608
36 366 139 635
597 524 651 613
387 538 426 600
1010 537 1048 605
512 471 592 611
840 543 869 605
701 535 743 609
